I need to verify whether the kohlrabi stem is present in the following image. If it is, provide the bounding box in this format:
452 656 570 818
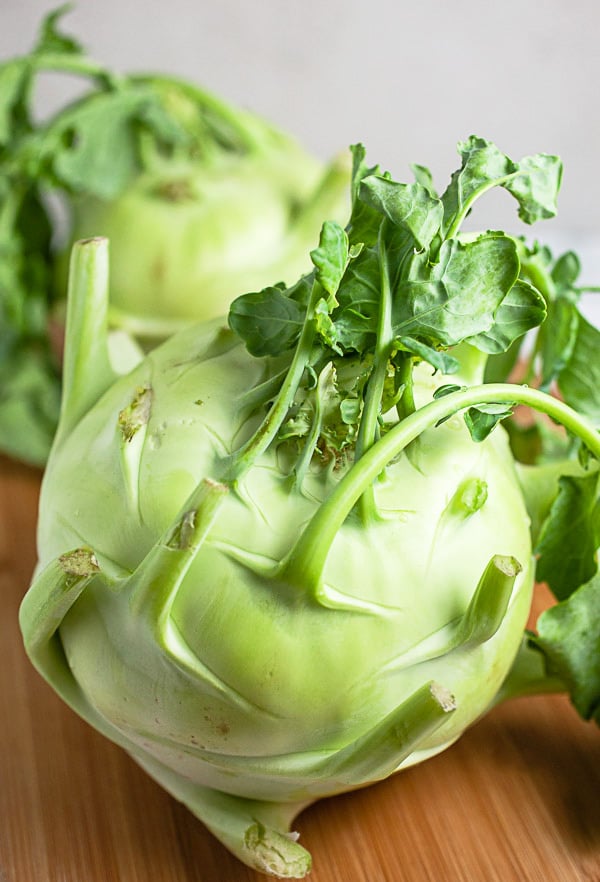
354 236 394 522
55 237 117 447
236 367 291 412
443 171 521 241
283 383 600 595
29 53 124 87
225 282 324 482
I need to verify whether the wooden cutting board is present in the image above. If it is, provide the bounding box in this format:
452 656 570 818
1 455 598 882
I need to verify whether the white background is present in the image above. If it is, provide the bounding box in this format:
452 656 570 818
2 0 600 313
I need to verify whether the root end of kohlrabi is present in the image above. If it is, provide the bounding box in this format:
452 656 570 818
244 822 312 879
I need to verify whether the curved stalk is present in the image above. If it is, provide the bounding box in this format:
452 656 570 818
283 383 600 595
443 171 520 241
28 52 123 85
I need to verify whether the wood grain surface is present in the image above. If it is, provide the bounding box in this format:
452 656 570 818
1 455 599 882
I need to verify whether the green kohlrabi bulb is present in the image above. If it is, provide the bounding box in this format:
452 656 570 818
21 240 536 877
21 137 600 880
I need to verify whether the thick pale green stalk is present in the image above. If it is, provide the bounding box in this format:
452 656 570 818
128 479 229 638
55 237 117 445
18 549 135 752
378 555 523 671
283 383 600 596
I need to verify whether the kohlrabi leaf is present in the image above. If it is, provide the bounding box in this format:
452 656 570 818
468 279 547 355
346 144 385 247
326 247 381 354
34 4 84 55
348 142 380 205
556 314 600 426
411 163 438 197
358 176 443 250
535 471 600 601
440 136 561 237
551 249 581 290
393 233 520 347
394 336 460 374
463 403 515 442
539 298 580 390
530 573 600 723
310 220 350 302
441 136 515 236
228 285 306 357
502 153 563 224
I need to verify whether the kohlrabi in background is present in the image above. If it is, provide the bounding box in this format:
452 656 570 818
0 6 349 467
20 137 600 879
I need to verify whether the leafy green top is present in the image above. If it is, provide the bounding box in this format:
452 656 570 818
227 137 599 724
229 136 561 460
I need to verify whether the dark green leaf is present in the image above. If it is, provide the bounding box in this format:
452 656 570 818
469 279 547 354
34 5 83 56
395 336 460 374
314 298 342 353
411 163 438 197
503 153 562 224
557 314 600 426
359 175 443 250
441 136 562 235
329 247 381 353
349 143 380 203
531 573 600 722
310 221 349 301
551 250 581 290
464 402 514 442
433 383 464 399
535 471 600 600
441 136 515 235
346 145 385 247
393 233 520 346
539 297 579 390
228 286 305 357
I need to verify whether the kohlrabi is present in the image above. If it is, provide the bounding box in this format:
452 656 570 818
20 137 600 879
0 7 349 467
